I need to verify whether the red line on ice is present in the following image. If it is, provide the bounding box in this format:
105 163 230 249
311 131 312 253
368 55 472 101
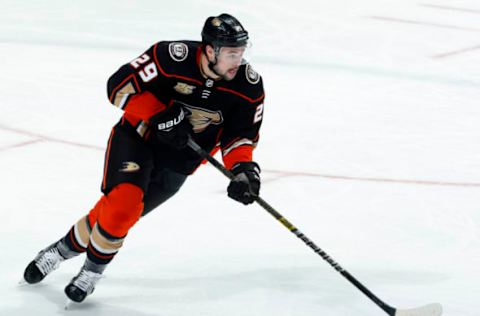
265 169 480 188
0 124 104 151
2 124 479 188
432 45 480 58
368 16 480 32
0 139 44 152
421 4 480 15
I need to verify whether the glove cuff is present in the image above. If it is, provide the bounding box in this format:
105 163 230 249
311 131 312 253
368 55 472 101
231 161 261 176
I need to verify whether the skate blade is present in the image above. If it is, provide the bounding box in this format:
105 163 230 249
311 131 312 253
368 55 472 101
64 299 74 310
18 279 28 286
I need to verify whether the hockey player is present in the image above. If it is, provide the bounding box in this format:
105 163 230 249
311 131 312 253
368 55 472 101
23 13 265 303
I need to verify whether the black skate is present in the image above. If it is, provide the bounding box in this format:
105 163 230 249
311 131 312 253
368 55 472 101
24 242 65 284
65 267 103 303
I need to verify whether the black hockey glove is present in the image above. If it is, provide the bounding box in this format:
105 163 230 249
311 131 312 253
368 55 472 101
227 161 261 205
150 102 192 149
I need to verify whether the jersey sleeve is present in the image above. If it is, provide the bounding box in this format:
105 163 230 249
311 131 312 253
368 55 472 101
220 79 265 170
106 43 167 123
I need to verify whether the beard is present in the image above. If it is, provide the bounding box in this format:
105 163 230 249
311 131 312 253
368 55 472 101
212 65 239 81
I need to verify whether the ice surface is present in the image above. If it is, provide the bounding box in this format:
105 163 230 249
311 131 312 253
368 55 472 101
1 0 479 315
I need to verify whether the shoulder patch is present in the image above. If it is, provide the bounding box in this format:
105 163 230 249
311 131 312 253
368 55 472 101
245 64 260 84
168 42 189 62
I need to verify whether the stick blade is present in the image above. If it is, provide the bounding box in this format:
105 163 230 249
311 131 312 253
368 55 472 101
395 303 443 316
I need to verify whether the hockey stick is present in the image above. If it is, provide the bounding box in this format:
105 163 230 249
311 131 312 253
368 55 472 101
187 138 442 316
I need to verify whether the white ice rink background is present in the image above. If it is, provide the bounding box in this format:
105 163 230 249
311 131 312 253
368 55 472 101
0 0 479 315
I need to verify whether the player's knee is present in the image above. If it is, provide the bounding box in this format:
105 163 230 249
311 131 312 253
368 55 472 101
99 183 144 237
87 195 107 228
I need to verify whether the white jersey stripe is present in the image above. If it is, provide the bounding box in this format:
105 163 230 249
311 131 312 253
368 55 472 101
222 138 253 157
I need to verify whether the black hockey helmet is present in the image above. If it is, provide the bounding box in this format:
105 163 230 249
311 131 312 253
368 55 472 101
201 13 249 48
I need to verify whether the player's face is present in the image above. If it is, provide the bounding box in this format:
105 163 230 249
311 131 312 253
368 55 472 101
212 46 246 81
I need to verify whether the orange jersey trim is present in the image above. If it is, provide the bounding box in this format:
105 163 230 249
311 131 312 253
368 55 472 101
122 113 141 128
222 136 242 152
153 43 203 85
216 87 264 104
124 91 167 122
102 128 115 191
109 74 141 102
223 145 253 170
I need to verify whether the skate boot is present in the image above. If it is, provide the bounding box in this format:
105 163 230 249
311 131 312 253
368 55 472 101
64 266 103 303
24 242 65 284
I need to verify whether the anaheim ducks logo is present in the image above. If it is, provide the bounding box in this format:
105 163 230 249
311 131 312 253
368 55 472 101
245 64 260 84
211 18 222 27
119 161 140 173
174 82 195 95
183 105 223 133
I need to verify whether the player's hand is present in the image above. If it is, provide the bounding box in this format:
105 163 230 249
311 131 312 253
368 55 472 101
150 102 192 149
227 162 260 205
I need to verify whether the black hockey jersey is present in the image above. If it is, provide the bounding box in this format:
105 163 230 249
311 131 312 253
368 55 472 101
107 41 265 174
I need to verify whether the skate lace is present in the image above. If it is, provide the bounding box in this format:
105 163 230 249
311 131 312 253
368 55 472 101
73 269 103 293
35 248 64 276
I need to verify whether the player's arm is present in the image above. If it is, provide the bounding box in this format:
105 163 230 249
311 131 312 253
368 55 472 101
220 102 263 170
106 43 167 122
221 82 265 205
220 94 264 170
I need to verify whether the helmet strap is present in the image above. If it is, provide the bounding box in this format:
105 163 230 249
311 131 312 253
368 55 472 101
206 45 223 78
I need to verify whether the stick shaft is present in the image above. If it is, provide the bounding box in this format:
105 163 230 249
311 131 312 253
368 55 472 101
188 139 396 315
